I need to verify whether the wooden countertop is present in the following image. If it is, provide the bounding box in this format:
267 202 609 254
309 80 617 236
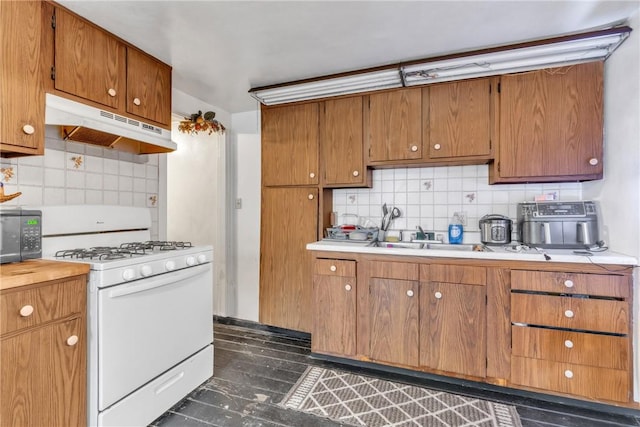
0 259 90 291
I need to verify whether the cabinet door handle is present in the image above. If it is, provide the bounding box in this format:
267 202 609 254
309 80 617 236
564 309 574 318
564 339 574 349
434 291 442 299
66 335 79 346
330 265 337 272
22 124 35 135
410 145 419 152
19 305 34 317
309 172 316 179
133 97 141 106
406 290 414 297
308 194 314 200
564 370 574 379
345 284 352 291
352 170 359 177
433 143 441 150
564 279 574 288
108 88 117 97
589 158 599 166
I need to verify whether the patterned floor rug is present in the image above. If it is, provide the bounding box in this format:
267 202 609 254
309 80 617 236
280 366 522 427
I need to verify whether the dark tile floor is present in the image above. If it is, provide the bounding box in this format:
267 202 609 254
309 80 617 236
151 319 640 427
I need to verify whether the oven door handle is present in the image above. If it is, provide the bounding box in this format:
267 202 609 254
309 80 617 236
108 264 210 298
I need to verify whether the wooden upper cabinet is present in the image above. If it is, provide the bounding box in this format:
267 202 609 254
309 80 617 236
54 7 125 110
126 48 172 126
492 62 604 183
261 103 319 186
0 0 45 155
367 88 422 163
426 79 492 159
320 97 368 187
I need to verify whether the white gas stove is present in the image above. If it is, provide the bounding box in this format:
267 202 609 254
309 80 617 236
35 205 214 427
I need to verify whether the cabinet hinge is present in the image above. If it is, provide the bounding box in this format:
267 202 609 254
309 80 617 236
50 66 56 80
497 82 501 93
51 13 56 29
497 161 501 173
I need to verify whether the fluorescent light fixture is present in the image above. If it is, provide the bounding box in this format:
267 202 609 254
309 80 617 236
402 31 629 85
249 26 631 105
250 69 402 105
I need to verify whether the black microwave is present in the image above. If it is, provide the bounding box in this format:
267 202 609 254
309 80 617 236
0 208 42 264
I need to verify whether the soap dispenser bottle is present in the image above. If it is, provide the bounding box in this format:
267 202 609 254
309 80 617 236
448 213 464 244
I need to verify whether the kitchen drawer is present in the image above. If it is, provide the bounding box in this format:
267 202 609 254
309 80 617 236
511 356 629 403
511 270 629 298
512 325 628 370
0 277 85 336
369 261 419 281
511 293 628 334
424 264 486 285
314 259 356 277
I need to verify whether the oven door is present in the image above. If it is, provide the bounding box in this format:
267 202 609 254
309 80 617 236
98 263 212 410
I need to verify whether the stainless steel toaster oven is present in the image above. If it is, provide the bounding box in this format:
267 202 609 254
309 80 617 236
0 208 42 264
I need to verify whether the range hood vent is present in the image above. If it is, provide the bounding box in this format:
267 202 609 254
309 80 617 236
45 93 177 153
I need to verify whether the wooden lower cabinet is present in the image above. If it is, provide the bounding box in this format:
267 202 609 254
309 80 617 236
312 259 357 356
0 275 87 427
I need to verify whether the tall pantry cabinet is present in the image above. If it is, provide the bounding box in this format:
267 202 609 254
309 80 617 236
260 103 320 332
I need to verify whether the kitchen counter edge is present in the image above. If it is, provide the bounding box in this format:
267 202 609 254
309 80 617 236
0 259 91 291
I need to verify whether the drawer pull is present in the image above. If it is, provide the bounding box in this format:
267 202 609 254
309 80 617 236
19 305 34 317
434 143 441 150
330 265 337 272
66 335 79 346
406 290 414 297
564 370 574 379
589 158 599 166
410 145 419 152
352 170 359 177
564 340 574 349
309 172 316 179
22 124 35 135
564 279 574 288
133 97 141 106
564 310 574 318
308 194 314 200
345 284 352 291
434 291 442 299
108 88 117 97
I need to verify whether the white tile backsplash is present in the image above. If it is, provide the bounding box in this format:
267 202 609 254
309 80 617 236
333 165 583 243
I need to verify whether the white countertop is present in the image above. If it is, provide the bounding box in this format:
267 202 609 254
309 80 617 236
306 240 638 266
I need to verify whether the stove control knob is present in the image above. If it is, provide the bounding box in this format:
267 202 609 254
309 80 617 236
165 261 176 271
122 269 136 281
197 254 207 264
140 265 153 277
186 256 196 266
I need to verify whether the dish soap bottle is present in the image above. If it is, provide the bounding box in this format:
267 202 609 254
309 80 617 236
448 213 463 244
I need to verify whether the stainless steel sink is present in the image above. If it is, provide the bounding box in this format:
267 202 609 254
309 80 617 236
369 241 491 252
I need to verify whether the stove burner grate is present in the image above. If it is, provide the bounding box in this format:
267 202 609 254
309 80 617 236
55 241 194 260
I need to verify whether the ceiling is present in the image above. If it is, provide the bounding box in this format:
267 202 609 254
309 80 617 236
57 1 640 114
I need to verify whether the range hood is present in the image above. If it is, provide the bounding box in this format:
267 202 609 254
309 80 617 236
45 93 177 154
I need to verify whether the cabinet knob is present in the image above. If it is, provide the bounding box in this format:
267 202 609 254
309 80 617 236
19 305 34 317
433 143 441 150
308 194 314 200
564 309 574 318
22 124 35 135
133 97 141 106
330 265 337 272
406 290 414 297
66 335 79 346
434 291 442 299
309 172 315 179
410 145 419 152
564 279 574 288
107 88 117 97
345 284 352 291
564 370 574 379
564 339 574 349
589 158 599 166
352 170 359 177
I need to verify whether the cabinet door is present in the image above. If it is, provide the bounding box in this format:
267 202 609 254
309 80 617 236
54 8 125 109
312 274 356 355
0 0 44 154
368 278 419 367
427 79 492 159
368 88 422 162
126 48 172 126
496 62 603 181
262 104 319 186
1 318 86 427
421 282 486 377
321 97 366 186
260 187 318 332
